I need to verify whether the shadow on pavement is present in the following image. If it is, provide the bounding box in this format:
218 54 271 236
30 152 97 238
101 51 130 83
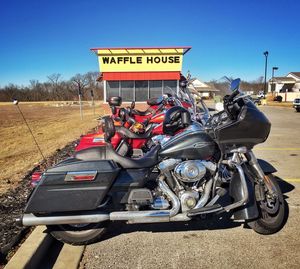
275 176 293 230
102 213 241 242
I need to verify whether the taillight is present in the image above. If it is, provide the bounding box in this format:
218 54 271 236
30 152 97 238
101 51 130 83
31 172 42 187
64 171 97 182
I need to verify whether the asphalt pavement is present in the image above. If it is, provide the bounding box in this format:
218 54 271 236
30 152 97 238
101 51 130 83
81 105 300 269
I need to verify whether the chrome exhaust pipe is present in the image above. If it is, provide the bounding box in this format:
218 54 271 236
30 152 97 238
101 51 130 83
127 213 191 224
193 178 213 209
20 212 109 226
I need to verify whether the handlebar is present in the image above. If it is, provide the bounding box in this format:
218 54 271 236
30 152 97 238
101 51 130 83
227 89 240 102
223 89 240 120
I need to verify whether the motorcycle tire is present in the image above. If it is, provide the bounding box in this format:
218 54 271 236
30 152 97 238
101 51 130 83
47 222 108 245
247 174 287 235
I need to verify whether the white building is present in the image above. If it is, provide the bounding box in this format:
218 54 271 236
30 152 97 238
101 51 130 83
268 72 300 101
188 78 219 98
268 72 300 93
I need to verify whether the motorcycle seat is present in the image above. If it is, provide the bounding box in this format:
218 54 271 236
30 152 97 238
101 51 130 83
75 144 161 169
147 97 163 106
131 108 153 116
115 126 152 139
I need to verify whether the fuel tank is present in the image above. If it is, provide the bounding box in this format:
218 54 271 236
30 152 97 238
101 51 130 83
159 123 219 160
149 112 165 124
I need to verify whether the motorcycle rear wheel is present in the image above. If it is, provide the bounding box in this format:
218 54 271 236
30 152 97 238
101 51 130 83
247 174 286 235
47 222 107 245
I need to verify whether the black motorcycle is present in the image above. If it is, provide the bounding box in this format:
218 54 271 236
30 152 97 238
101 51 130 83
18 79 286 245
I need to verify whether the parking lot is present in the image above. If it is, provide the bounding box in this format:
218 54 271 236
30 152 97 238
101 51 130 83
81 105 300 269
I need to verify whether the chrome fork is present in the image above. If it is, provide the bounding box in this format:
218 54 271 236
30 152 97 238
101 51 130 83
246 150 277 195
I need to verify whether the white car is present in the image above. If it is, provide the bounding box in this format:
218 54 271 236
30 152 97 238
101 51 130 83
257 91 265 98
293 98 300 112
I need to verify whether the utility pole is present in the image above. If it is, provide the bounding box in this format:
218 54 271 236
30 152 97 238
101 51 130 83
91 89 95 116
271 66 279 93
263 51 269 95
78 88 83 120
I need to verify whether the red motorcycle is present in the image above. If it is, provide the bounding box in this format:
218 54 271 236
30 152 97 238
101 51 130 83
75 94 192 154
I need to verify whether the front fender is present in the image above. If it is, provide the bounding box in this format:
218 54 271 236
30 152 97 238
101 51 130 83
257 159 277 174
229 164 259 221
229 160 276 221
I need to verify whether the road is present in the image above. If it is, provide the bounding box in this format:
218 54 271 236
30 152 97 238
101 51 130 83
81 105 300 269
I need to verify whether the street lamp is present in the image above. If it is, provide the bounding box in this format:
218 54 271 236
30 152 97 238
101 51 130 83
263 51 269 95
271 67 279 93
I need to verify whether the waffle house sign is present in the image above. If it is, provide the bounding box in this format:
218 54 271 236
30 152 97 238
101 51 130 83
90 47 191 101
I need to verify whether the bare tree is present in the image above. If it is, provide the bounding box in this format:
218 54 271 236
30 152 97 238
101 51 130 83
85 72 99 88
71 73 89 98
47 73 62 100
29 80 42 100
85 71 104 99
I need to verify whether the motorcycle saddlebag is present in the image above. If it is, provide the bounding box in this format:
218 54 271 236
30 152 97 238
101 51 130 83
24 160 120 214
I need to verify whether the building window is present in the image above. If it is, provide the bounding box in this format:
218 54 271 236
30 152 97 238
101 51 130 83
106 79 178 102
135 81 149 101
120 81 134 101
163 80 177 95
106 81 119 99
149 80 162 98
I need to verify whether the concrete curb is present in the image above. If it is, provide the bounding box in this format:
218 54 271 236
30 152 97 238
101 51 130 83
5 226 85 269
53 244 85 269
5 226 53 269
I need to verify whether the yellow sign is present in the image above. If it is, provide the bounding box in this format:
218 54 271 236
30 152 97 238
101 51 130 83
96 48 184 72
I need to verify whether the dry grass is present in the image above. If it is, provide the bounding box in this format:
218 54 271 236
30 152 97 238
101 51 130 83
266 101 293 107
0 101 110 193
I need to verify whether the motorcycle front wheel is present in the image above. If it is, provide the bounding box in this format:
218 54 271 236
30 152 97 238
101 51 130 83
247 174 287 235
47 222 108 245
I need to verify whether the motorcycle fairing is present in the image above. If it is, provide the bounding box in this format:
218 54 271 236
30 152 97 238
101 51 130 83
215 101 271 150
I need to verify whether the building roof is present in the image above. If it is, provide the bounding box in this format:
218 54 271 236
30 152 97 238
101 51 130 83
193 86 219 92
270 77 296 84
90 46 192 55
189 78 209 87
273 77 295 81
288 72 300 79
188 77 219 92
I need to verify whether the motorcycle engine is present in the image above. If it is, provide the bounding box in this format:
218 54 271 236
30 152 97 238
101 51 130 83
173 160 216 212
174 160 207 184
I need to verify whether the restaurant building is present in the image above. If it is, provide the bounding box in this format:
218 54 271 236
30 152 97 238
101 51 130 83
91 47 191 102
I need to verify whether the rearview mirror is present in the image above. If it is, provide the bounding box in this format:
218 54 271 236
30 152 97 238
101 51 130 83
230 78 241 91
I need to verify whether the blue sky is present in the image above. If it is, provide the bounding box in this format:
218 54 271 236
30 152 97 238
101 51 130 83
0 0 299 86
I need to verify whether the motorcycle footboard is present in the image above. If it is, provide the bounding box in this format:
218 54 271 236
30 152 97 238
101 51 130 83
24 160 120 214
